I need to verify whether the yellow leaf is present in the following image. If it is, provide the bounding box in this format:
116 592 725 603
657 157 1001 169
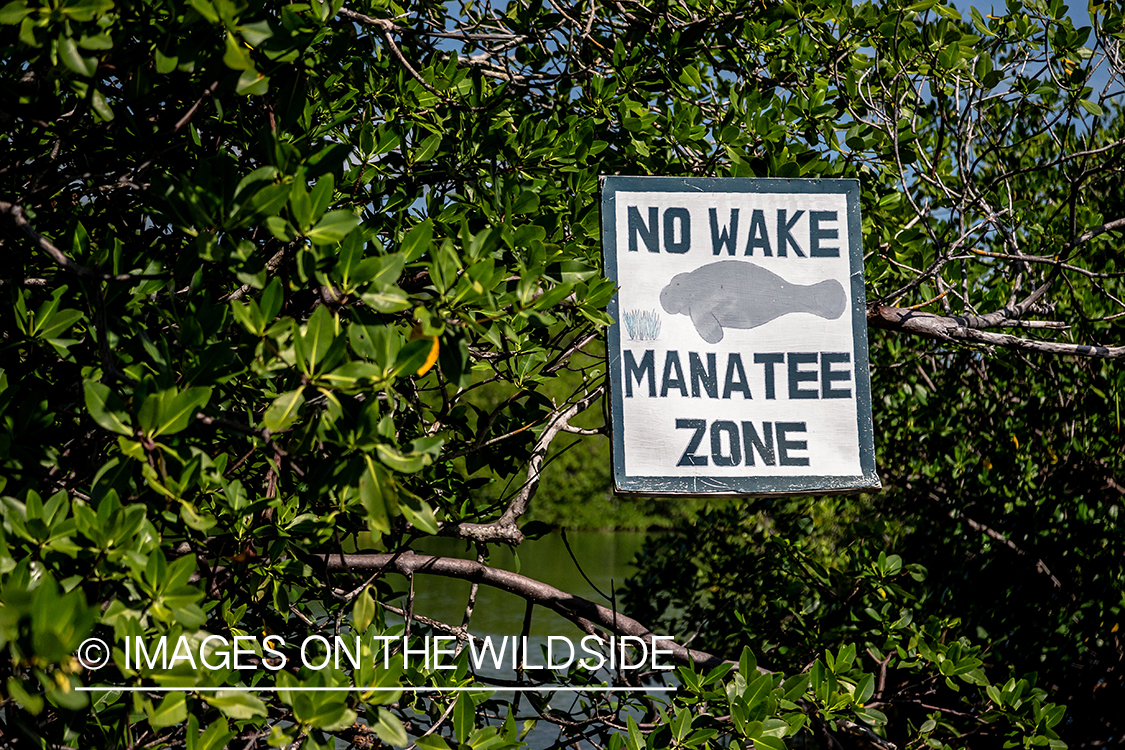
417 336 439 376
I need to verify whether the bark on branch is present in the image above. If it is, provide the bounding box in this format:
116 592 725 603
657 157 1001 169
315 550 732 671
954 512 1064 591
867 304 1125 358
439 385 605 544
338 7 480 111
0 201 166 283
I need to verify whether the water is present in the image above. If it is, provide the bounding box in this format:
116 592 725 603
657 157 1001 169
379 531 666 747
395 531 648 637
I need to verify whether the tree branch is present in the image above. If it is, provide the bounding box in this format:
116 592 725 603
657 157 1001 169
0 201 167 283
954 512 1064 591
867 304 1125 358
439 385 605 544
338 7 479 111
222 246 289 302
315 550 733 670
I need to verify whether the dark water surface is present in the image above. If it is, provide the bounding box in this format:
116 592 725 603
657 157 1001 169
396 531 650 637
380 531 666 748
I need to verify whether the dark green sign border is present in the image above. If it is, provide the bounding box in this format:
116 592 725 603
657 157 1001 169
601 176 880 496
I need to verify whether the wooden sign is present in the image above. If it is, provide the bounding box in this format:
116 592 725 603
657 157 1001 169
601 177 880 495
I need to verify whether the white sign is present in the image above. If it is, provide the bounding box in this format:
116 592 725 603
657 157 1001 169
602 177 879 495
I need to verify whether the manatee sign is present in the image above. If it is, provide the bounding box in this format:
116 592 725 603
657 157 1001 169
601 177 880 495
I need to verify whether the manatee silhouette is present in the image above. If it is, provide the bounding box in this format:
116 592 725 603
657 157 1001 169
659 260 847 344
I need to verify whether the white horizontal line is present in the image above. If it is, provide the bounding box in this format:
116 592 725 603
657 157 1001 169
76 686 677 693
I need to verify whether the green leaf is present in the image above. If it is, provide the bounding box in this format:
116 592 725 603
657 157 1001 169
359 456 395 534
321 361 383 387
203 691 268 720
306 210 360 245
372 707 409 747
289 180 314 230
453 693 473 745
151 386 212 437
259 277 284 322
392 338 433 378
742 673 772 710
412 133 442 164
265 215 296 241
782 673 810 701
238 20 273 46
855 673 875 704
548 260 598 284
671 708 692 741
399 495 439 534
1078 99 1104 116
739 646 757 676
511 190 540 215
299 305 337 373
760 718 789 738
309 173 335 217
62 0 114 21
90 88 114 120
360 286 411 313
753 736 787 750
7 678 44 714
853 706 888 726
263 389 305 432
154 48 177 73
626 715 644 750
230 299 264 336
83 381 132 435
236 69 270 96
353 587 375 632
371 253 406 287
399 219 432 262
415 734 451 750
968 7 994 36
223 32 252 69
180 502 216 531
60 35 98 77
375 444 430 473
147 692 188 729
192 718 235 750
0 1 33 25
287 683 357 731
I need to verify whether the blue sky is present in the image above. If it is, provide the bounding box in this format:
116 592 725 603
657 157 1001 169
951 0 1092 27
